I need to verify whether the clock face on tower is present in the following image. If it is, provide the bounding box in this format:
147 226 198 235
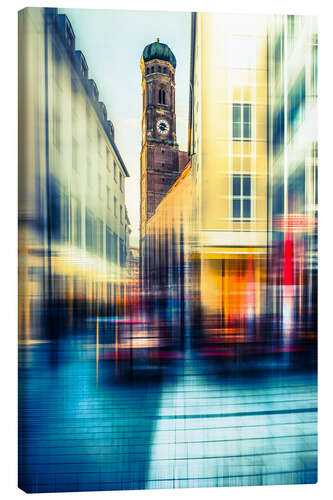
156 119 170 135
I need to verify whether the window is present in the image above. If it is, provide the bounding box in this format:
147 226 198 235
119 171 123 191
159 89 166 104
120 205 123 224
232 174 252 219
107 186 111 209
272 181 284 217
230 37 256 68
158 66 161 73
233 104 241 139
50 181 61 241
146 67 150 75
288 70 306 140
113 160 117 182
114 196 117 217
273 106 284 154
113 233 118 263
232 103 252 140
243 104 251 139
106 225 112 261
151 66 154 73
85 209 96 253
106 147 111 171
288 164 305 214
119 238 125 267
163 67 167 74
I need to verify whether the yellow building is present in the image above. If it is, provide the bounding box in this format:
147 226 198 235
144 13 269 338
188 12 268 331
145 161 193 292
145 162 193 344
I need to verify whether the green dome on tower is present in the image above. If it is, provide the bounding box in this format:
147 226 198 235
142 39 176 69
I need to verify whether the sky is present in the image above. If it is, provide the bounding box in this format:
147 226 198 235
59 8 191 248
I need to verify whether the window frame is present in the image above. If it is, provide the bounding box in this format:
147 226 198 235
106 225 112 261
107 186 111 209
232 103 252 141
97 128 102 156
106 147 111 171
119 171 123 192
287 69 306 141
231 174 253 220
98 219 104 257
158 88 166 105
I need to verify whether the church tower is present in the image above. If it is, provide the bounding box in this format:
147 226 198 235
140 40 182 235
139 39 189 285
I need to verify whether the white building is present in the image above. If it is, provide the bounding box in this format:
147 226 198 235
18 7 130 341
267 15 318 329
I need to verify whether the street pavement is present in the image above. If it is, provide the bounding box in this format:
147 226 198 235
18 327 317 492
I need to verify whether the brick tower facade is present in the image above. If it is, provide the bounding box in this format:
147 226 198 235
140 40 189 284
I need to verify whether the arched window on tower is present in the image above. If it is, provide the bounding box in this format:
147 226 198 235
151 66 154 73
146 67 150 75
158 89 166 105
163 67 167 74
158 66 161 73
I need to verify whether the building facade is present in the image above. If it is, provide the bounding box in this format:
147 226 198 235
187 12 269 334
267 15 318 334
142 13 270 343
18 7 131 341
140 40 189 284
142 13 318 345
145 162 193 345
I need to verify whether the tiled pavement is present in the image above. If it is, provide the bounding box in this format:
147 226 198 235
147 357 317 488
18 336 317 492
